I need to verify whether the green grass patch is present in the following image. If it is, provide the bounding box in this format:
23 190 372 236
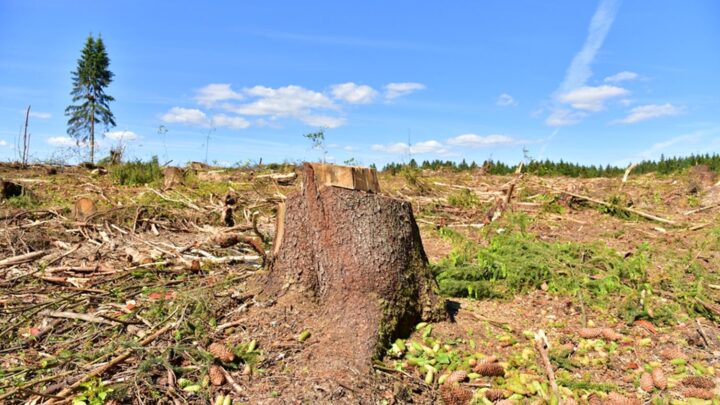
111 156 162 186
431 213 717 324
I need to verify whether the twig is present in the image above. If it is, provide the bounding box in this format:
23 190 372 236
148 188 202 211
533 330 559 400
45 321 177 404
560 190 676 225
684 204 720 216
219 367 244 395
0 250 49 269
40 310 122 326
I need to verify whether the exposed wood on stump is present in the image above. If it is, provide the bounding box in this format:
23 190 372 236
264 163 445 377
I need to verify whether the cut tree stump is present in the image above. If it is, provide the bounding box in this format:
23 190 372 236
264 163 446 377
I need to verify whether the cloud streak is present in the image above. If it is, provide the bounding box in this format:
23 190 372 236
615 103 681 124
547 0 622 126
557 0 621 95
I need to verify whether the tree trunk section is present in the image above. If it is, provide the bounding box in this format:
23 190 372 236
264 163 446 376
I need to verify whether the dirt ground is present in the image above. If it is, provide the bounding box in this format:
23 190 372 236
0 163 718 404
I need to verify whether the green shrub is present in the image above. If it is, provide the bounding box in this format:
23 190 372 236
447 189 481 208
112 156 161 186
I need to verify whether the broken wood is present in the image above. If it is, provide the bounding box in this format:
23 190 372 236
534 330 560 400
255 172 297 185
560 190 676 225
45 321 177 404
0 250 48 269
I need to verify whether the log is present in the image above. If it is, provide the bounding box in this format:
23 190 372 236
263 163 445 377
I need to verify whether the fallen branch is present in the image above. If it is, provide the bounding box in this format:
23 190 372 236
219 367 244 395
0 250 49 269
40 310 122 326
684 203 720 216
560 190 676 225
533 330 559 400
45 321 177 404
148 188 202 211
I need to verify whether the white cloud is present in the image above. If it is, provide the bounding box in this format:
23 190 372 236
195 84 243 107
604 71 639 83
28 111 51 119
546 109 588 127
104 130 138 141
299 115 346 128
384 82 426 100
447 134 516 147
496 93 518 107
0 140 8 147
161 107 208 125
211 114 250 129
47 136 78 147
558 85 628 111
330 82 378 104
230 85 336 116
615 103 681 124
371 140 447 155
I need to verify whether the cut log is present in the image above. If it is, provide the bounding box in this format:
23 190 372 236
263 163 445 378
310 163 380 193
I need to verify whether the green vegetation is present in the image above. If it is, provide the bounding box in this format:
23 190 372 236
65 34 116 163
383 153 720 178
4 194 39 209
431 213 719 324
447 189 483 208
111 156 161 186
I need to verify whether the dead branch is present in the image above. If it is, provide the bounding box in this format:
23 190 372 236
40 310 122 326
148 188 202 211
0 250 49 269
560 190 676 225
45 321 177 404
533 330 559 400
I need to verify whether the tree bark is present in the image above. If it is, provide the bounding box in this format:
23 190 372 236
264 163 446 375
90 102 95 164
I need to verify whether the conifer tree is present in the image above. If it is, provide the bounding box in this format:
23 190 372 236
65 34 116 163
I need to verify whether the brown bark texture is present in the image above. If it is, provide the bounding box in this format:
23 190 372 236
264 163 446 374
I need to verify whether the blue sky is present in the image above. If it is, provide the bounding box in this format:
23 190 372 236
1 0 719 167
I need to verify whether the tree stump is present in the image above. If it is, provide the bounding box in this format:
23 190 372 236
264 163 446 376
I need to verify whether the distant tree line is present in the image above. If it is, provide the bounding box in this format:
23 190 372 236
381 153 720 178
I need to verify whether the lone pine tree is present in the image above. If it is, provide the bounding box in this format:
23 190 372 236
65 34 116 163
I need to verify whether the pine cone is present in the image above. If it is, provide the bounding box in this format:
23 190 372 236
439 384 473 405
605 392 641 405
485 389 505 401
564 398 578 405
639 372 654 392
587 393 603 405
578 327 603 338
209 364 225 386
682 376 716 389
651 368 667 390
474 362 505 377
682 387 714 400
601 328 623 341
208 342 235 362
660 346 688 360
445 370 468 384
